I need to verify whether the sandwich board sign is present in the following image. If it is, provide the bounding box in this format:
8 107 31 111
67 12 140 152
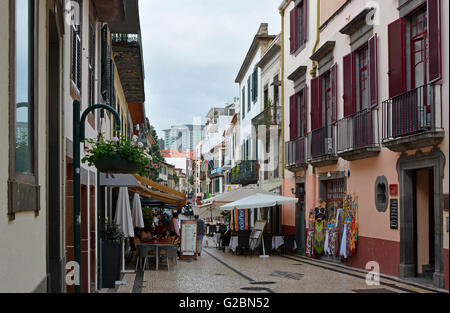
180 220 197 260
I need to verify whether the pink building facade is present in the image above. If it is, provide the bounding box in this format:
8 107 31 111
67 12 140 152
280 0 448 290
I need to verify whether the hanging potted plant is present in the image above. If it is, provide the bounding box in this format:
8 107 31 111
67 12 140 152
101 220 124 288
82 134 150 175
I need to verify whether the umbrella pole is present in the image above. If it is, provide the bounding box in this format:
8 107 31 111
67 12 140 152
260 230 269 259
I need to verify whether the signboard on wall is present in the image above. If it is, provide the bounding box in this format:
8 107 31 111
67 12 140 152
389 184 398 197
390 199 399 230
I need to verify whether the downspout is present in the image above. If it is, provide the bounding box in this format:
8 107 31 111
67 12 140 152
280 8 285 180
310 0 320 78
310 0 320 203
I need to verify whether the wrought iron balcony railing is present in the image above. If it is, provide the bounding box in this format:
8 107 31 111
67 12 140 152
307 125 336 161
251 105 282 127
285 136 307 169
337 108 380 157
382 83 443 141
228 160 260 186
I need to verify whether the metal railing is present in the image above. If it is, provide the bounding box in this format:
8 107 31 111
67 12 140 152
285 136 307 167
307 125 336 160
337 108 380 153
382 83 443 141
251 105 282 127
111 33 140 44
228 160 260 186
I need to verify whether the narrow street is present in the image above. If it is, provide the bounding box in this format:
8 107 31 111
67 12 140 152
100 242 443 294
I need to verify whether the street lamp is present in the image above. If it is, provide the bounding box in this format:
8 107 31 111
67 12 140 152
73 100 121 293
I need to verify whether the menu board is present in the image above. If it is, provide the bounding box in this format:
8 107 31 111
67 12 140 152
250 220 267 240
180 221 197 259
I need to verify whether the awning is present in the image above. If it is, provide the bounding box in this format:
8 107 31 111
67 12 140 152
100 173 186 207
220 193 298 210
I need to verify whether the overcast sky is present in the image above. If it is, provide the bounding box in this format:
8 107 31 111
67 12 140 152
139 0 281 138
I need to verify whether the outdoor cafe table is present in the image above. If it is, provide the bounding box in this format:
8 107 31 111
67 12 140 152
141 239 178 271
229 236 239 252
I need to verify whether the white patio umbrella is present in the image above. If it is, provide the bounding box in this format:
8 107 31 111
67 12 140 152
220 193 298 259
220 193 298 210
131 193 145 229
114 187 135 238
114 187 135 275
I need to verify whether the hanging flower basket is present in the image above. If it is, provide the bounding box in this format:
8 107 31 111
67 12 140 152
94 153 141 174
82 135 150 176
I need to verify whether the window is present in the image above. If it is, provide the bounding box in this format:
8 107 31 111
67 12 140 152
343 35 377 117
71 0 82 91
247 77 251 112
289 86 307 141
311 64 337 130
387 0 441 98
252 69 258 103
273 75 279 105
9 0 40 219
290 0 308 54
263 85 269 108
242 87 246 119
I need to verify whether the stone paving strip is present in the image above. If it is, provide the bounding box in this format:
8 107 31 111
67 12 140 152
100 243 446 293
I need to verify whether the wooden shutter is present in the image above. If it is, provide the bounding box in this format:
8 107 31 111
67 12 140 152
303 0 308 44
76 33 81 89
428 0 441 83
247 77 251 111
330 63 337 124
368 34 378 108
290 8 296 54
302 85 308 136
101 25 109 101
388 18 406 98
310 76 321 131
110 59 115 106
343 52 356 117
289 94 296 140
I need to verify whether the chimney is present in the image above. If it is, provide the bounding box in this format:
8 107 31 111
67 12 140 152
257 23 269 36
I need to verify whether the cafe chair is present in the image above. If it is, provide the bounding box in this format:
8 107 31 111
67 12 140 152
160 246 178 271
136 244 157 271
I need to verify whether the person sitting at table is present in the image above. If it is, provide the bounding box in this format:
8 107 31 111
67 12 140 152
140 227 152 241
134 227 141 239
154 220 168 238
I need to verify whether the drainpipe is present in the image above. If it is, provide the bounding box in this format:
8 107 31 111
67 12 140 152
310 0 320 78
310 0 320 203
280 8 285 181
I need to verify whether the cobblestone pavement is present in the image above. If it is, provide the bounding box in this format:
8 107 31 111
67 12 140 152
100 240 447 294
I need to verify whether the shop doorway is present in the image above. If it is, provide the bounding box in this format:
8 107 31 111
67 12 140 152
295 183 306 254
397 149 445 289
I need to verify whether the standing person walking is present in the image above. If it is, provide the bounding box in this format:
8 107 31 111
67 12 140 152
195 215 206 257
169 213 180 238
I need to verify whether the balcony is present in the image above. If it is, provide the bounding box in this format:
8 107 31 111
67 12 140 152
92 0 126 23
337 109 381 161
285 136 308 172
208 166 224 178
382 84 444 152
228 160 260 186
307 126 338 167
251 105 282 127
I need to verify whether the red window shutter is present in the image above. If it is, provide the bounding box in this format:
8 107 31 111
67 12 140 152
330 63 337 123
310 77 321 131
388 18 406 98
290 8 296 54
343 52 356 117
428 0 441 83
369 34 378 108
289 94 296 140
303 0 308 44
302 85 308 136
